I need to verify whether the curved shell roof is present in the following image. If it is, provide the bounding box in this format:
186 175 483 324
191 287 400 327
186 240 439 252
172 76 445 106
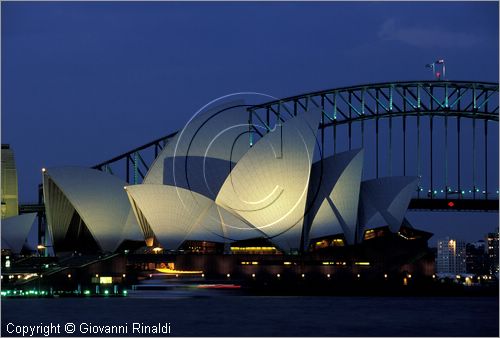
163 156 235 200
143 100 250 185
216 108 322 251
201 203 267 242
125 184 264 249
307 149 364 245
1 213 37 253
358 176 418 233
43 167 144 252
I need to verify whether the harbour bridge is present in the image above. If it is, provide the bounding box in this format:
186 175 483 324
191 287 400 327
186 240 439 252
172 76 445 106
20 81 499 225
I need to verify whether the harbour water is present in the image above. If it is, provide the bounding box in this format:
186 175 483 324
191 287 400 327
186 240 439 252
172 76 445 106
1 293 498 336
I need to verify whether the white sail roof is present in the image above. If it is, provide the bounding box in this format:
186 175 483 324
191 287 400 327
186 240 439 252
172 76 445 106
216 108 322 252
143 100 250 185
43 167 144 252
163 156 235 200
307 149 364 245
202 203 267 241
358 176 418 234
126 184 264 249
126 184 218 249
1 213 37 253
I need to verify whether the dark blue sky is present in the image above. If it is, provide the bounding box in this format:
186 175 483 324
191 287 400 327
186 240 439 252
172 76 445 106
2 2 498 244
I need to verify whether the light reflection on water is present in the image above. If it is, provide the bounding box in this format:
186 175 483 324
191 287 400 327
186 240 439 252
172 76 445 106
129 276 245 299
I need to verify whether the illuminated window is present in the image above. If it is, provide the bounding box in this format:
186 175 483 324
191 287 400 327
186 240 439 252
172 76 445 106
314 240 329 249
364 230 376 240
99 277 113 284
231 246 278 254
331 239 345 247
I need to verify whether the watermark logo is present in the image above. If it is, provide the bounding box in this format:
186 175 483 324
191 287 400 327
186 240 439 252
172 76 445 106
3 321 172 337
169 92 321 237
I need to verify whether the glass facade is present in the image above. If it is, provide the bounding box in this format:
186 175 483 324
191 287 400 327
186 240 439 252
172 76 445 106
436 237 466 274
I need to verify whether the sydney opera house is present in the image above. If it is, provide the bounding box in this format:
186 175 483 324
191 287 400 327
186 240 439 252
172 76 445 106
40 105 417 250
2 103 434 288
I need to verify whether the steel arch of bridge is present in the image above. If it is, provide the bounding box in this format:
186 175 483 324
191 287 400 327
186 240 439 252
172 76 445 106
89 80 498 212
248 81 498 123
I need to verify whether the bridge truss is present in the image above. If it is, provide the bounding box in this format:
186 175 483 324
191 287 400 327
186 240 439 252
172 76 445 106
33 80 498 213
247 81 499 211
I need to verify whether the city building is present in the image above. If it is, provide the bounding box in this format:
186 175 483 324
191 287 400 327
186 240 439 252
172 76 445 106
1 144 38 255
486 229 499 275
1 144 19 219
436 237 466 275
465 240 488 275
